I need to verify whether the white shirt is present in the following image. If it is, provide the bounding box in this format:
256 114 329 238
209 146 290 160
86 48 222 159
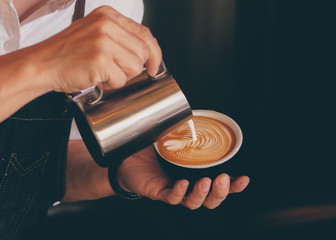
0 0 144 139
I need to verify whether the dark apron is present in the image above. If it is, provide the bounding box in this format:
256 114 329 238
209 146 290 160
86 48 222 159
0 0 85 239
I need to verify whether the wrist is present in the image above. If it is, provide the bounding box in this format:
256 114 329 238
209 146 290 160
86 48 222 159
0 50 51 121
11 46 54 96
63 140 116 202
25 45 59 94
22 57 51 95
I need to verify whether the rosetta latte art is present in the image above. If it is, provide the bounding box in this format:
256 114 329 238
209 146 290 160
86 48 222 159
156 116 235 165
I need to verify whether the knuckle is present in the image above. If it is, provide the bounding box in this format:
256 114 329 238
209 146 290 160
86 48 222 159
92 33 109 49
91 51 106 66
214 191 228 200
152 36 160 49
95 17 112 34
123 17 137 28
148 188 161 201
128 63 144 78
132 42 149 63
138 25 153 40
93 5 112 15
139 43 150 62
88 72 100 86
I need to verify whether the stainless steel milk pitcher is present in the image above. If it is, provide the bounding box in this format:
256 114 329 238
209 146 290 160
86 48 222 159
72 61 192 167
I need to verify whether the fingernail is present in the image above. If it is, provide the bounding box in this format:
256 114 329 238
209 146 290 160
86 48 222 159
201 181 211 191
181 181 189 189
240 180 250 188
147 67 159 77
219 176 228 187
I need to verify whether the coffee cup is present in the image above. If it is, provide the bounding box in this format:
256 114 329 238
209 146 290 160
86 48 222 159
153 110 243 188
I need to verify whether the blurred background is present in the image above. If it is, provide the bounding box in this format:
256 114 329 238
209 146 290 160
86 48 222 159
28 0 335 239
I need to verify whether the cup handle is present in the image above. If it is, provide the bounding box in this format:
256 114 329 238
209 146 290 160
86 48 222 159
84 60 168 105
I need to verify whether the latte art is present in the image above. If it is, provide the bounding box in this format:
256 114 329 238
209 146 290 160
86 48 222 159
156 116 235 165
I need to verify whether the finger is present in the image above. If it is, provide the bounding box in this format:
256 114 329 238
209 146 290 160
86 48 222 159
95 6 162 76
143 36 162 77
97 62 127 90
98 20 151 65
160 180 189 205
202 174 230 209
94 42 144 89
109 43 145 80
229 176 250 194
182 178 211 210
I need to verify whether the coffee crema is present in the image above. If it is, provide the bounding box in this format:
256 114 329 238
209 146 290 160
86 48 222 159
156 116 235 165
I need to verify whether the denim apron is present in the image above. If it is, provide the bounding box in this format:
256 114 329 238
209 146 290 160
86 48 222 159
0 1 85 239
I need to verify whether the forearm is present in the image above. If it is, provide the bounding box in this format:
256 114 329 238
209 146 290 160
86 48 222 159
62 139 115 202
1 6 162 122
0 47 50 122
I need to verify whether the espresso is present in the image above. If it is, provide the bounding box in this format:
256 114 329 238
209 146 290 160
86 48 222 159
156 116 235 165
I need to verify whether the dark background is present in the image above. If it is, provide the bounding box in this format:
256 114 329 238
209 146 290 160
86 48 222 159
29 1 335 239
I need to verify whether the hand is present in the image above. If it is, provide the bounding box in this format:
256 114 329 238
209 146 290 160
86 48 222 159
118 146 250 210
0 6 161 122
28 6 162 93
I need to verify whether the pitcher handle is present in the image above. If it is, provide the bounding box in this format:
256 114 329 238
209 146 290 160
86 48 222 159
83 60 168 105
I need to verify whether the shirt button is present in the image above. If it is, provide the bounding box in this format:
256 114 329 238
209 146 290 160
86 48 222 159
4 40 19 52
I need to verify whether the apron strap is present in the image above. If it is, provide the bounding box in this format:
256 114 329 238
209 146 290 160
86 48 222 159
72 0 86 22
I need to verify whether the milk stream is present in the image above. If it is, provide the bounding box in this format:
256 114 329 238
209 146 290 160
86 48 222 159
188 119 197 141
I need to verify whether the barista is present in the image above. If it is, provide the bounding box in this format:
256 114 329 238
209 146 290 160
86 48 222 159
0 1 249 239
